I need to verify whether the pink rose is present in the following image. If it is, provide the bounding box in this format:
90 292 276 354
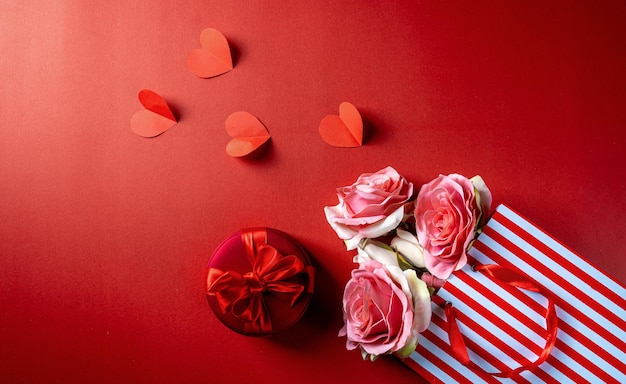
415 174 491 279
324 167 413 250
339 260 432 359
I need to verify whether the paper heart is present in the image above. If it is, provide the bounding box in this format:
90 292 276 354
225 111 271 157
130 89 177 138
187 28 233 78
318 102 363 147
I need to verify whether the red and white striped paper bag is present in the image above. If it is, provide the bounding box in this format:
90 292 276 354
404 204 626 384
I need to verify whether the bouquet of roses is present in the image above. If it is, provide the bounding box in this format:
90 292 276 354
324 166 491 361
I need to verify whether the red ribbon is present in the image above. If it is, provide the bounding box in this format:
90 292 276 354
206 228 314 334
444 263 559 378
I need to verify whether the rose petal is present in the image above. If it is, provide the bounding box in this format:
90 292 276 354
405 270 432 333
391 231 425 269
470 174 492 227
355 240 400 267
423 251 458 279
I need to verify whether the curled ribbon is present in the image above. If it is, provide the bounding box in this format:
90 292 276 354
207 228 314 335
444 263 559 378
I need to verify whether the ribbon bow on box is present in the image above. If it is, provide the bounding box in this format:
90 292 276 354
207 229 315 335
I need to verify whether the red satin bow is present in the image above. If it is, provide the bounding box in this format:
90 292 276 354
444 262 559 378
207 229 313 334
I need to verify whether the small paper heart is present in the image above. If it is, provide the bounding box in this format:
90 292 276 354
130 89 177 138
319 102 363 147
187 28 233 78
225 111 271 157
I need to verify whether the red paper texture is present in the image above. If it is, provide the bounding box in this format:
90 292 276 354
2 2 625 383
405 205 626 383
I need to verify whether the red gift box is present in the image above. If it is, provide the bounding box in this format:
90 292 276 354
206 227 315 336
404 204 626 383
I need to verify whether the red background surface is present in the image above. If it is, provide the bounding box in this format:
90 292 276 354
1 1 625 383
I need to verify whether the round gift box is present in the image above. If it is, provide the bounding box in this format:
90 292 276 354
206 227 314 336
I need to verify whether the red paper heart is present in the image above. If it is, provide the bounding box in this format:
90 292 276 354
318 102 363 147
187 28 233 78
130 89 177 138
225 111 271 157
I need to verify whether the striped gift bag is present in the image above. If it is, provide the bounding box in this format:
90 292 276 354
404 204 626 383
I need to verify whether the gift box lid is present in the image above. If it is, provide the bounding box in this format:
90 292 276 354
206 227 315 336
